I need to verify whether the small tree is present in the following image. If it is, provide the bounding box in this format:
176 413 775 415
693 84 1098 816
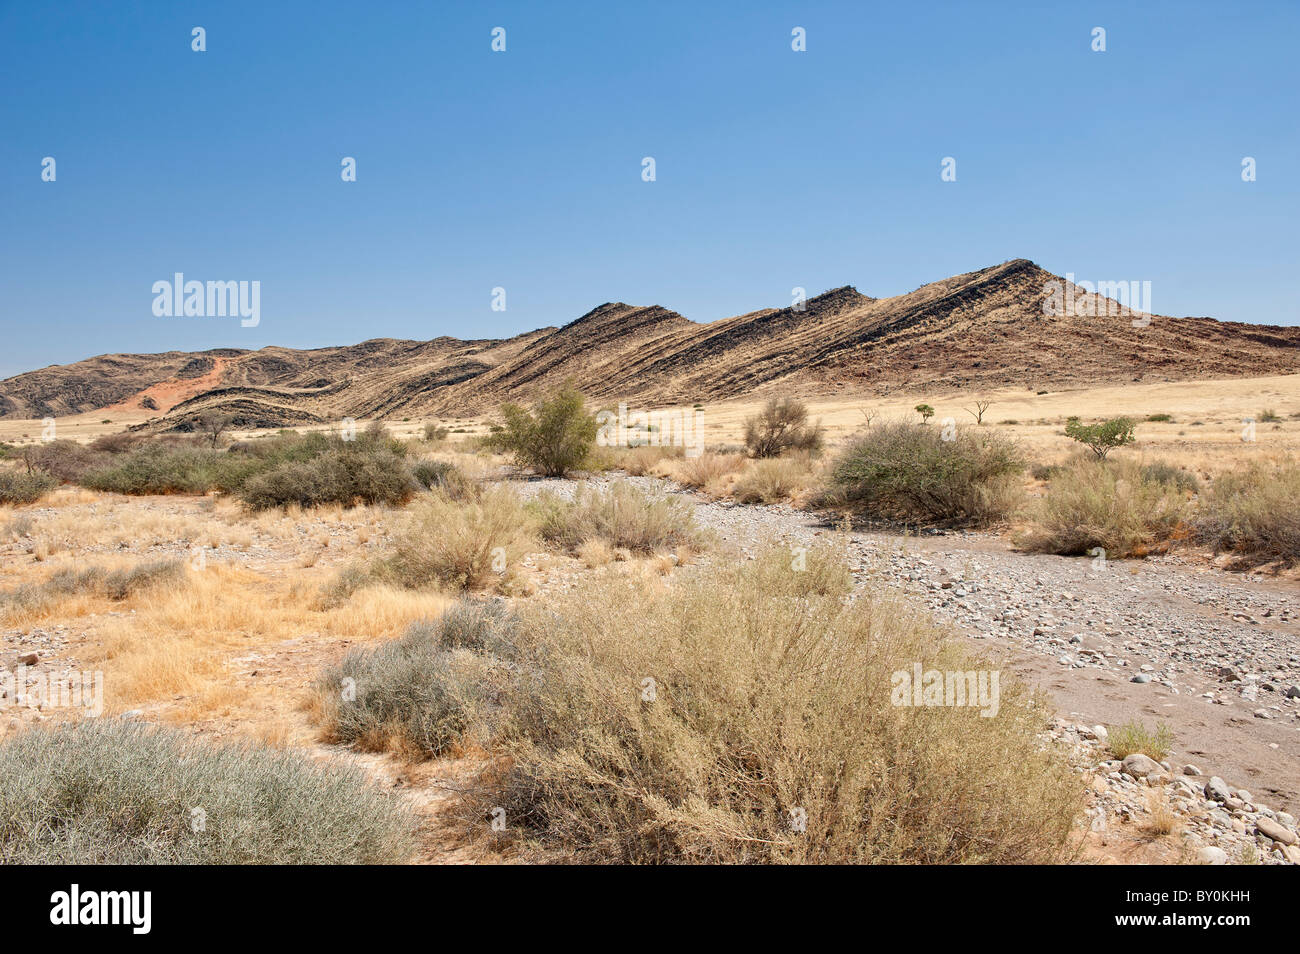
966 400 992 424
196 412 232 449
490 387 597 477
1064 416 1136 460
743 397 824 458
915 404 935 424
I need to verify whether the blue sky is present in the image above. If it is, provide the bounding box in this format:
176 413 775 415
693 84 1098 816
2 0 1297 378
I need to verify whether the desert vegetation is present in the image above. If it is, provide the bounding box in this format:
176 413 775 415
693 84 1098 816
823 420 1024 526
315 545 1081 863
743 397 824 458
0 720 413 864
490 387 598 477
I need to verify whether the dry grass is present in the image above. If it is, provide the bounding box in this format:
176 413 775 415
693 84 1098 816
731 456 815 504
1195 458 1300 565
1016 457 1191 557
532 481 708 556
1142 791 1184 838
1108 720 1174 760
373 486 537 593
662 451 746 490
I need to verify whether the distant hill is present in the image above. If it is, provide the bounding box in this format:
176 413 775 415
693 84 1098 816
4 259 1299 430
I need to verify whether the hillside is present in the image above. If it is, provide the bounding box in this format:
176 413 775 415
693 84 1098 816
4 259 1300 430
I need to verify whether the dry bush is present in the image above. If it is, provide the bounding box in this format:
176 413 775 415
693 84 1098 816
238 446 415 510
1195 460 1300 565
665 451 746 489
531 481 706 555
474 545 1080 863
732 456 814 504
0 720 413 864
374 487 537 592
617 445 684 476
0 558 185 625
1016 457 1190 557
826 421 1024 526
744 397 824 458
411 458 477 500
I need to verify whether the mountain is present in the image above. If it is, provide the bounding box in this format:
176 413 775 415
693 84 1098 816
4 259 1299 429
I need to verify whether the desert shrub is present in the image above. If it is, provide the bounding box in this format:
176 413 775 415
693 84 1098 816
0 470 58 505
1016 458 1189 557
1064 416 1136 460
89 431 148 454
1107 720 1173 761
1145 413 1173 423
0 720 413 864
423 423 451 442
732 457 813 504
464 546 1079 863
489 387 597 477
316 630 503 761
374 487 537 592
238 446 416 510
667 451 746 489
744 397 824 458
1030 462 1063 482
531 481 704 554
81 444 251 495
1194 460 1300 565
1258 408 1281 423
1140 461 1199 495
411 458 476 500
19 440 108 482
827 421 1024 526
617 445 684 476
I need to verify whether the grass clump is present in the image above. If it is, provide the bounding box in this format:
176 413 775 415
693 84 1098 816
826 421 1024 526
238 446 415 510
0 559 185 622
1140 460 1199 495
732 457 814 504
373 487 537 592
411 459 476 500
314 602 516 759
1108 720 1174 761
0 469 58 505
1195 460 1300 565
0 720 413 863
531 481 705 554
1016 458 1189 557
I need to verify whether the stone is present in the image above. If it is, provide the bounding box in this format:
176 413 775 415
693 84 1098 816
1182 764 1202 776
17 652 38 666
1204 777 1231 802
1197 846 1228 865
1255 817 1298 846
1131 673 1151 684
1121 754 1163 779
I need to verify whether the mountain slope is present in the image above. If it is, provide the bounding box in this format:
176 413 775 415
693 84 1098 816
4 259 1299 429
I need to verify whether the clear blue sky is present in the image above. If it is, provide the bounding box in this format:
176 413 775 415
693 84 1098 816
2 1 1297 378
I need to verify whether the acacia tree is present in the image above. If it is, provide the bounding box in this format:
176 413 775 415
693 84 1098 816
1064 416 1136 460
915 404 935 424
965 400 992 424
196 412 232 449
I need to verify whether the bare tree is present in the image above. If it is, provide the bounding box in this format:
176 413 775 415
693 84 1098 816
965 400 992 424
196 412 232 449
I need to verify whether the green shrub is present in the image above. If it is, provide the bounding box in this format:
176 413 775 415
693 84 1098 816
532 481 705 553
0 720 413 863
1107 720 1173 761
743 398 824 458
1259 408 1281 423
826 421 1024 526
489 388 598 477
1195 461 1300 565
1016 458 1189 557
0 470 58 505
237 447 415 510
1064 416 1136 460
81 444 251 495
1145 413 1173 423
